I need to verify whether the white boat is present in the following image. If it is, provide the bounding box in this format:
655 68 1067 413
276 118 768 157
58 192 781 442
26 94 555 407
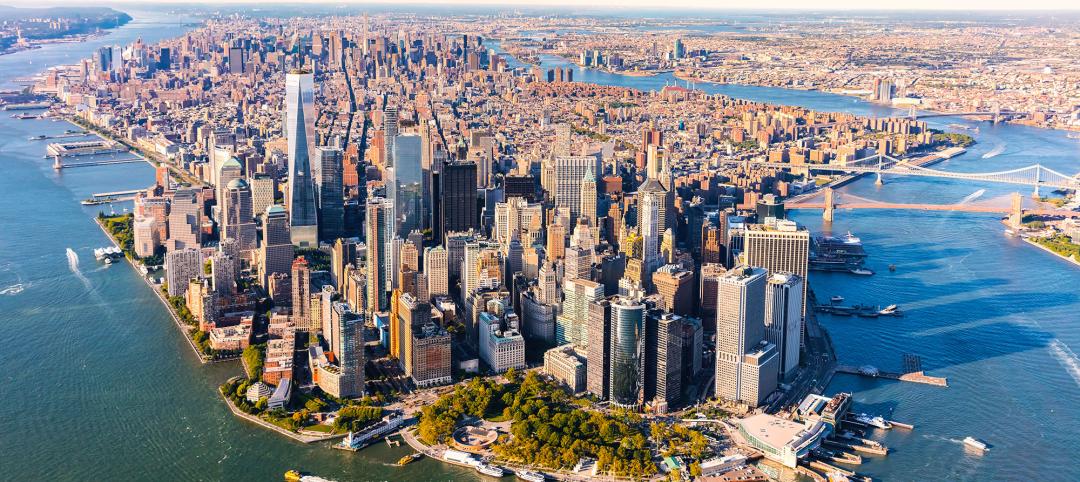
831 295 845 303
516 471 547 482
849 268 874 276
963 436 988 451
879 304 899 315
854 413 892 429
476 463 506 477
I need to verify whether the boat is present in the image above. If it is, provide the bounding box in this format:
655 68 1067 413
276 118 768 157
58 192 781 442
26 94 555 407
1004 229 1016 236
1066 132 1080 140
853 414 892 430
397 453 422 466
849 268 874 275
879 304 900 315
284 470 303 482
335 415 404 451
28 135 46 140
516 471 547 482
888 264 897 272
963 437 988 451
831 295 845 303
476 463 506 477
811 232 870 274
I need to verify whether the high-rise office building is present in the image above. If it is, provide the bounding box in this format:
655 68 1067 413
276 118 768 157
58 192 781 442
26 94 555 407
765 273 804 381
424 246 448 297
221 178 257 253
586 298 613 399
260 205 293 286
291 257 312 331
365 197 393 315
249 174 275 221
285 70 319 247
579 167 598 229
653 264 695 316
646 312 683 412
556 278 604 347
167 188 201 250
609 296 645 409
743 219 810 318
714 266 779 407
390 134 424 237
440 161 478 237
637 178 666 279
228 45 244 74
315 146 344 242
553 156 600 223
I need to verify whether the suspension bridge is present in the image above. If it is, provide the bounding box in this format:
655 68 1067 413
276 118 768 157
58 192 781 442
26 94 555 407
787 188 1080 226
721 153 1080 197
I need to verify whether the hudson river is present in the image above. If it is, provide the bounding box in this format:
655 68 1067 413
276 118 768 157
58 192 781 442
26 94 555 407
1 13 1078 482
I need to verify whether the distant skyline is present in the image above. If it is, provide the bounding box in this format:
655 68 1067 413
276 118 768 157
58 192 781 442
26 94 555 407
11 0 1080 12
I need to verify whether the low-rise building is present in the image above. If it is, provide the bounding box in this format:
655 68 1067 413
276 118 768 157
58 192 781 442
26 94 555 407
735 413 828 468
543 345 587 393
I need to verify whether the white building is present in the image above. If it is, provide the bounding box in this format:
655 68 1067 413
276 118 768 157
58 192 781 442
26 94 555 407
478 312 525 373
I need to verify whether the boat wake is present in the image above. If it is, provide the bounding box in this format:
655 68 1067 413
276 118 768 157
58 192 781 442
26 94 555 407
66 248 91 289
0 283 25 295
1049 339 1080 388
981 144 1006 159
921 434 964 445
959 189 985 204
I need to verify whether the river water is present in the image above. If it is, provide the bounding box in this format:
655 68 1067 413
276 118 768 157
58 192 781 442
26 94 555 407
1 12 1078 482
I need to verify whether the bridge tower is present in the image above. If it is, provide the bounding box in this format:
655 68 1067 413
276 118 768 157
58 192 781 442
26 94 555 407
1032 164 1042 199
1008 192 1024 228
52 155 62 170
823 187 835 222
874 154 884 186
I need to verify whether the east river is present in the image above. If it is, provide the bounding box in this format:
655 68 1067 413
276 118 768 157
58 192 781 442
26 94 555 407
1 11 1079 482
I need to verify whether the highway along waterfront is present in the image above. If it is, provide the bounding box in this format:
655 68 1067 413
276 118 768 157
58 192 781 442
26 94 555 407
0 16 1077 482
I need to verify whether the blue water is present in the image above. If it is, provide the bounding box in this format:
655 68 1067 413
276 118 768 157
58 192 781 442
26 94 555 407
492 41 1080 481
2 10 1078 482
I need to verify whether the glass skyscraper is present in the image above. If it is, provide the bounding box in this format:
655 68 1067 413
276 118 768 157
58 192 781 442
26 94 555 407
390 134 423 237
285 70 319 247
609 296 645 409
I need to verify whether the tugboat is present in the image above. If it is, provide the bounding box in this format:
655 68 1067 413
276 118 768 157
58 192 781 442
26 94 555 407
963 437 989 452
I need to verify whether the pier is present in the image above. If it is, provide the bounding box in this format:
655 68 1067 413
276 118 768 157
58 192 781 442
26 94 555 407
835 354 948 387
53 157 146 169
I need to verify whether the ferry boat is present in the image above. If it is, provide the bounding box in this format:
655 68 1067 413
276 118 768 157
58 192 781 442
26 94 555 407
285 471 302 482
336 415 403 451
853 414 892 430
397 453 422 466
476 463 506 477
831 295 845 303
516 470 547 482
963 437 988 451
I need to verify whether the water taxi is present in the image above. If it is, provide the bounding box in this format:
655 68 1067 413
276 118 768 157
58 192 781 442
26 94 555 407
284 470 303 482
397 453 422 466
963 436 988 452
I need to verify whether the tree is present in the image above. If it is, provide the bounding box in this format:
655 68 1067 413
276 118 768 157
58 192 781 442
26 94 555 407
255 397 268 411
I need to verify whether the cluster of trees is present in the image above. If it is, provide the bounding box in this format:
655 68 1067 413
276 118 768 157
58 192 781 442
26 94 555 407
650 422 710 460
333 405 384 432
242 344 265 380
1034 234 1080 259
417 372 658 478
221 378 266 415
931 132 975 147
98 212 164 265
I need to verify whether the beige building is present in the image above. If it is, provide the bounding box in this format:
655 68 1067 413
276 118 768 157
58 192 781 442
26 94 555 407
544 345 587 393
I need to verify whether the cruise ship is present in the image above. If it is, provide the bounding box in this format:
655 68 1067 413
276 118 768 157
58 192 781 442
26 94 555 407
810 232 872 275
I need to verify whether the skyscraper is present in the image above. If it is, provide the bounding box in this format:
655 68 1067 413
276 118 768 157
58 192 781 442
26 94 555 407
440 161 478 237
331 302 365 398
579 166 598 229
586 298 613 400
165 247 201 297
765 273 804 381
221 178 257 253
646 312 683 412
714 266 778 408
554 155 600 223
637 178 666 281
391 134 424 237
167 188 201 250
260 205 293 287
424 246 449 297
285 70 319 247
610 296 645 409
365 197 393 315
315 146 344 242
743 219 810 318
556 278 604 347
292 257 312 331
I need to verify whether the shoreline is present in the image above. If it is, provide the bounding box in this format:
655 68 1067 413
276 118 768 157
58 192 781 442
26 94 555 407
1022 237 1080 268
218 380 347 444
91 216 214 364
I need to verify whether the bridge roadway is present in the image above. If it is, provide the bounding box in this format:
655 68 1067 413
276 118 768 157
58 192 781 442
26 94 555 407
788 202 1080 218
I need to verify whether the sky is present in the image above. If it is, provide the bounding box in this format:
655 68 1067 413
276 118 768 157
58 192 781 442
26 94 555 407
9 0 1080 11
